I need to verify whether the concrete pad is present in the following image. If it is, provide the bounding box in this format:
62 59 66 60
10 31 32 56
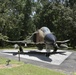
1 49 72 65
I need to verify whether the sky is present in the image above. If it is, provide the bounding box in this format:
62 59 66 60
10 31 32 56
34 0 37 2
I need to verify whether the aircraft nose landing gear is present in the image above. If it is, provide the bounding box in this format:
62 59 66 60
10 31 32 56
45 53 50 57
19 45 23 53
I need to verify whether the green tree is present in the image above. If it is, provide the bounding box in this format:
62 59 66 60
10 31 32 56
0 0 76 48
34 2 76 48
69 4 76 48
0 33 8 46
0 0 35 41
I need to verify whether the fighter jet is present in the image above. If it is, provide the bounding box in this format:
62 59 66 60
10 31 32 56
29 27 69 56
5 27 69 57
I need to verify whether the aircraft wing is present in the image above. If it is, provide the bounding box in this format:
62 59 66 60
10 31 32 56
5 39 69 45
5 40 27 44
56 40 70 44
5 40 36 46
56 40 70 48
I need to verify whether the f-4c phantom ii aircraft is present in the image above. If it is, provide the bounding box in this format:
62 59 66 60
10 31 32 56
6 27 69 57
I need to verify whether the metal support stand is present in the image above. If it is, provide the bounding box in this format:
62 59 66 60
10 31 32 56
45 44 50 57
18 51 20 61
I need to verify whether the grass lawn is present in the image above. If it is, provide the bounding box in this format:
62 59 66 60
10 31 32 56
74 73 76 75
0 57 66 75
0 57 23 65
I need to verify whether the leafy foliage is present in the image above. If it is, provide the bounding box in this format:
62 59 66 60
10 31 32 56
0 0 76 48
0 33 8 41
34 2 76 48
0 33 8 46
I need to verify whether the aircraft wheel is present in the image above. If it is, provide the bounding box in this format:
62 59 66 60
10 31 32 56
19 46 23 53
36 44 43 50
53 47 57 52
45 53 50 57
